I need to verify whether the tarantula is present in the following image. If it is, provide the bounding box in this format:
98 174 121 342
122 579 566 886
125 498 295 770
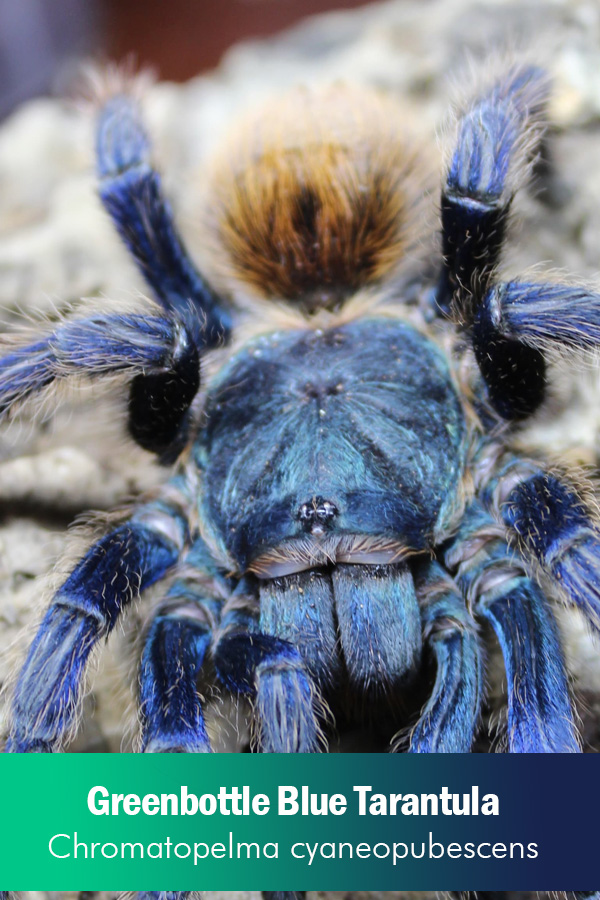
1 59 600 899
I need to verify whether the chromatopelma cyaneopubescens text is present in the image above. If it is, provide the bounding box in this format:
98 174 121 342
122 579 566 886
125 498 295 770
1 57 600 900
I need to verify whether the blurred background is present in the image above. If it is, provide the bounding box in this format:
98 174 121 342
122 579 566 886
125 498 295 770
0 0 378 119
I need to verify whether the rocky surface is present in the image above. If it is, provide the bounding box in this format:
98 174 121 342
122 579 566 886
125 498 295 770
2 0 600 896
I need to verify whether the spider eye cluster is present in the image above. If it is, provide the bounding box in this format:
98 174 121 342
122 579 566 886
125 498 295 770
298 496 339 535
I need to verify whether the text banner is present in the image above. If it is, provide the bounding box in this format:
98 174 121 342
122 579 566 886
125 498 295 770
0 754 595 890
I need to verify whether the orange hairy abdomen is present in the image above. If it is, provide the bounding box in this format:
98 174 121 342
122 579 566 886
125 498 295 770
205 85 430 310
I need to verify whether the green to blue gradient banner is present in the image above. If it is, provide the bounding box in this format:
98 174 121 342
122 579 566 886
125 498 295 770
0 754 596 890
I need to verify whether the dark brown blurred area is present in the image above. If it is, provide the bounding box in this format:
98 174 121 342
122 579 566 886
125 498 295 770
104 0 377 81
0 0 377 120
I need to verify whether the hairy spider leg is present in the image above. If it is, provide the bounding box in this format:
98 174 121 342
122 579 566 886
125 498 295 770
96 93 230 456
214 586 321 753
0 312 197 421
408 560 483 753
258 569 341 695
439 63 548 311
263 892 306 900
139 537 227 753
438 65 549 419
460 893 600 899
138 891 190 900
5 475 192 753
479 280 600 353
464 278 600 425
96 94 230 346
138 541 225 900
216 585 313 895
492 467 600 633
452 892 509 900
445 501 580 753
0 895 306 900
471 279 600 421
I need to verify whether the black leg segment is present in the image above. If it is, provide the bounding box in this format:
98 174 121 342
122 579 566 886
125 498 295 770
438 64 549 317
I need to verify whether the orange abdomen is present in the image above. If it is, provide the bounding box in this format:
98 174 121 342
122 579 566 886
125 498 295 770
204 85 432 311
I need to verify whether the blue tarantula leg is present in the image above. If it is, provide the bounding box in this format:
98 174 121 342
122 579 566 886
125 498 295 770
408 560 483 753
96 93 228 458
480 281 600 353
214 586 321 753
6 477 190 753
140 603 214 752
499 469 600 632
446 501 580 752
96 92 230 347
439 63 549 314
439 66 550 418
138 892 190 900
139 538 226 753
451 893 509 900
331 563 422 695
258 569 341 693
0 312 196 421
263 892 306 900
471 280 600 420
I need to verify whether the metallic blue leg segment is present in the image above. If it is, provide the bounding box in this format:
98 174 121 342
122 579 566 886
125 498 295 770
501 470 600 633
484 281 600 351
96 94 230 347
139 549 217 900
255 644 320 753
6 480 190 752
471 280 600 420
409 561 483 753
446 501 580 753
439 64 548 313
479 580 578 752
258 569 340 692
0 313 191 420
138 892 190 900
140 539 225 753
215 592 320 753
446 64 547 199
140 608 213 753
438 67 550 419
